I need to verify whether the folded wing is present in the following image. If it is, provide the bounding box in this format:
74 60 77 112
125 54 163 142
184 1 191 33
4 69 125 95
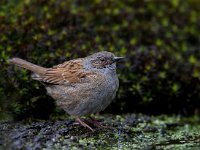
33 59 95 85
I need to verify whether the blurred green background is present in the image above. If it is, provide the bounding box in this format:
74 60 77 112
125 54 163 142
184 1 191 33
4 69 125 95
1 0 200 120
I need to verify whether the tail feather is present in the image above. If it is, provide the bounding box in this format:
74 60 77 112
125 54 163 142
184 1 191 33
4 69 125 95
8 58 47 75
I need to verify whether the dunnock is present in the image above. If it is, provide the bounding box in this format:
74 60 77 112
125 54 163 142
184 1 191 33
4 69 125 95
8 51 123 131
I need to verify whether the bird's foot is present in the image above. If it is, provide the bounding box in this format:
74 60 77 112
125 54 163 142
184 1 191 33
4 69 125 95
88 117 105 128
76 117 94 132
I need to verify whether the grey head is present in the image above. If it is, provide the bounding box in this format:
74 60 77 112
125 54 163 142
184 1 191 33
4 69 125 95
83 51 123 73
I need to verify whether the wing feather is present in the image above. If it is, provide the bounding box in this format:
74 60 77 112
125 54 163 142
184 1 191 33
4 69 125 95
38 59 94 85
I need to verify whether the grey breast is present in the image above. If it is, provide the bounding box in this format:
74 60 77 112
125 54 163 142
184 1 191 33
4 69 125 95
45 67 119 116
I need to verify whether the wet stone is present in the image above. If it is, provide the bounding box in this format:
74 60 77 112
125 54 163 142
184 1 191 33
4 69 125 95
1 114 200 149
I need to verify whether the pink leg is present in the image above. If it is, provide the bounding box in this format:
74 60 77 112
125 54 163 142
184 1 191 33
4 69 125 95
76 117 94 131
89 117 104 128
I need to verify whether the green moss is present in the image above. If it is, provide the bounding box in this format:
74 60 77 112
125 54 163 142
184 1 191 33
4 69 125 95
2 114 200 149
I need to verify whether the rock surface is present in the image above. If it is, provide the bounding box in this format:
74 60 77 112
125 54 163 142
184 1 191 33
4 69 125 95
1 114 200 149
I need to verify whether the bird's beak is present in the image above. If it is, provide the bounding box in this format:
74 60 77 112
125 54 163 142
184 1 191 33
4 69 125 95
114 57 124 62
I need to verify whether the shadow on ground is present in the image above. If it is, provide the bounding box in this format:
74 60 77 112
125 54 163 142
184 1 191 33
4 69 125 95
1 114 200 149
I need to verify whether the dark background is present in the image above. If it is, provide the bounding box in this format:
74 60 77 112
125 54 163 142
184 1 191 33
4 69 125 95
1 0 200 120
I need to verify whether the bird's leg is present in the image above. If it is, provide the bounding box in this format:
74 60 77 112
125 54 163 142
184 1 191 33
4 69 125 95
76 117 94 131
89 116 104 128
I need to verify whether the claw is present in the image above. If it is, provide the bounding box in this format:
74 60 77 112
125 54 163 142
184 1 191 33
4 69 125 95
89 117 104 128
76 117 94 132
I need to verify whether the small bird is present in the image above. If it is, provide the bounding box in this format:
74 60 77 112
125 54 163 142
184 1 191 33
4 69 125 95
8 51 123 131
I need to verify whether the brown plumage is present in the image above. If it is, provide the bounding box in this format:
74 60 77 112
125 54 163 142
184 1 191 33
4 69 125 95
8 51 123 131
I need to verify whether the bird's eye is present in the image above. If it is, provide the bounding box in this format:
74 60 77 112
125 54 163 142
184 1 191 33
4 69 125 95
99 57 105 61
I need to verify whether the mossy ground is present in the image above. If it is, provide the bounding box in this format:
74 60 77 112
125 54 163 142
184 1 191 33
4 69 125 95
1 114 200 149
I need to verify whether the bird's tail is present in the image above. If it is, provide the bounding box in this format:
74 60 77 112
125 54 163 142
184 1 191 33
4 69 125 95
8 58 46 75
